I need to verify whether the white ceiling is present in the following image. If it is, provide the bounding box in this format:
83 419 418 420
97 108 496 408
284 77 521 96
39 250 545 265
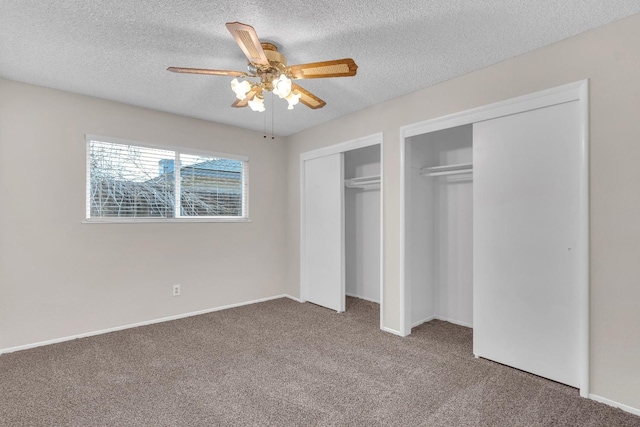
1 1 639 136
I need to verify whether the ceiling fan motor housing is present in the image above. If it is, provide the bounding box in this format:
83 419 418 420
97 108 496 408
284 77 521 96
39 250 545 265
261 43 286 66
253 43 288 90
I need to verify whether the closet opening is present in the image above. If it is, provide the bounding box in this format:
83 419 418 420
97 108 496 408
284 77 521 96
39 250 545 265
406 124 473 330
300 133 383 326
344 145 381 314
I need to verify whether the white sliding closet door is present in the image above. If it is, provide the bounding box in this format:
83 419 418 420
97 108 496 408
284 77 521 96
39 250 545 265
302 153 345 312
473 101 581 387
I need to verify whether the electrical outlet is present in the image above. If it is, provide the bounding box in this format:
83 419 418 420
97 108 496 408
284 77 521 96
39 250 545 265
173 284 181 296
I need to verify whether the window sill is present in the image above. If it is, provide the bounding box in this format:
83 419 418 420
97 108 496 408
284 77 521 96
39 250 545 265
83 217 251 224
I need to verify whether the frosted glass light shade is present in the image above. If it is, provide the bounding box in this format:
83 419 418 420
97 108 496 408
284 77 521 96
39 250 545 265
231 78 252 100
248 95 265 112
286 91 301 109
272 74 292 99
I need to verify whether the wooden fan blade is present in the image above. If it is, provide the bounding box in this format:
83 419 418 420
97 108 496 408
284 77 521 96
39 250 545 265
225 22 269 66
291 83 326 109
231 90 258 108
289 58 357 79
167 67 248 77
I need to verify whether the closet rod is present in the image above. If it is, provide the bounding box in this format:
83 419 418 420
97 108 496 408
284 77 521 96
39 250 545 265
420 163 472 177
422 168 473 177
345 175 381 190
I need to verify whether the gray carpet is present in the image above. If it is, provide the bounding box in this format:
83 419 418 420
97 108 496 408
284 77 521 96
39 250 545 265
1 297 639 426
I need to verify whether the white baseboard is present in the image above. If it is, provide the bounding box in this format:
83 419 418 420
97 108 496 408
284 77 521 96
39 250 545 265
284 294 304 303
346 293 380 304
436 316 473 328
412 316 436 328
589 394 640 417
411 315 473 329
380 326 405 337
0 294 295 355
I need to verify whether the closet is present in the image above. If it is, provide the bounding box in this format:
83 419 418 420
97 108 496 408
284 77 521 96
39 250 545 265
402 81 589 393
301 135 381 314
344 145 381 303
407 124 473 328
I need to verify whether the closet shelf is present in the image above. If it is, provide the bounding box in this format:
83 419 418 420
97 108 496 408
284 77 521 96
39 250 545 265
345 175 381 190
420 163 473 177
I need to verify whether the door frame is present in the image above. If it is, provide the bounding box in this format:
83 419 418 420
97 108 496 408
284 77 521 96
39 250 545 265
399 80 589 396
300 133 384 322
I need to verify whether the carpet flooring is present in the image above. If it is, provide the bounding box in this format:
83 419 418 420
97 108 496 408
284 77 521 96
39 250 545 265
1 297 639 426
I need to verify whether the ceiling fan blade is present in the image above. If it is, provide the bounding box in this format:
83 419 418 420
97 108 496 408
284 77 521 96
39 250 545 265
225 22 269 66
231 89 258 108
289 58 358 79
167 67 248 77
291 83 326 109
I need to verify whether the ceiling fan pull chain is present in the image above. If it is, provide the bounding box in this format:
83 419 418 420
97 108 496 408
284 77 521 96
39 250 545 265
271 95 275 140
263 104 267 139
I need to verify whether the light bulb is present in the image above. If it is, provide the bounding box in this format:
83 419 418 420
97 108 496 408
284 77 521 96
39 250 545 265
272 74 292 99
286 90 301 109
248 95 265 112
231 78 252 100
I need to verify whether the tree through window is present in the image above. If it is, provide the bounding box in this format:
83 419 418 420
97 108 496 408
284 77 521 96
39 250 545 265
86 137 248 220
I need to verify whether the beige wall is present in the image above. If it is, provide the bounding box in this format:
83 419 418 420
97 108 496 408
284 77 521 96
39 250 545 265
0 79 287 350
286 14 640 409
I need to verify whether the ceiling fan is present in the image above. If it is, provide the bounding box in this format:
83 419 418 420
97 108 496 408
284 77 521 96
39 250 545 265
168 22 358 112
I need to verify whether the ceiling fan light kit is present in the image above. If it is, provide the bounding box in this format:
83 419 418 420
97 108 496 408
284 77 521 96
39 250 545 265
168 22 358 113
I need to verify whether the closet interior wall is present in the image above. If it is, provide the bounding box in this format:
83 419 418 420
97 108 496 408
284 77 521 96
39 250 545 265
344 145 381 303
408 124 473 328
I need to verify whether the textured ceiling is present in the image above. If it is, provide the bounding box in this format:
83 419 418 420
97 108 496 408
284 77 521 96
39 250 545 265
1 1 639 136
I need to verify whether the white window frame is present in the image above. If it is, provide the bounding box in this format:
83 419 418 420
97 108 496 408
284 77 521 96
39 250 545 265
84 134 250 223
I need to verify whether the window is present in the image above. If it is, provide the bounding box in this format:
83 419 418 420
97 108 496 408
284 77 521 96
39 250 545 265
86 136 248 222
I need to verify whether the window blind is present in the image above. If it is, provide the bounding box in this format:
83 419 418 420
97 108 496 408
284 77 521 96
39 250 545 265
179 154 246 217
87 138 248 220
